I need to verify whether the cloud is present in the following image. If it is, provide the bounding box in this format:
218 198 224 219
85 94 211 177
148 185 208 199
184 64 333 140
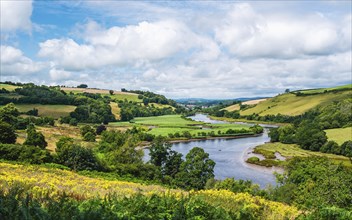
49 68 72 81
38 20 219 70
215 3 349 58
0 45 45 76
0 0 33 32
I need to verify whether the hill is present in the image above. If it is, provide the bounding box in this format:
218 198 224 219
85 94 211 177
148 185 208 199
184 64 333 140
224 84 351 116
0 162 300 219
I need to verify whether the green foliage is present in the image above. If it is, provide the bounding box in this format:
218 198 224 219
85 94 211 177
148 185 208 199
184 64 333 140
274 157 352 210
0 186 244 220
278 124 296 144
211 178 263 196
175 147 215 190
0 122 16 144
295 122 327 151
149 138 183 182
0 103 19 125
55 137 101 171
80 125 96 140
119 100 175 121
83 132 96 142
0 144 52 164
23 125 47 149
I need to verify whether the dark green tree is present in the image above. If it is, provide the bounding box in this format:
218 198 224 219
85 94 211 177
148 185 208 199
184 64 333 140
23 125 47 149
175 147 215 190
55 137 101 171
295 122 327 151
0 122 17 144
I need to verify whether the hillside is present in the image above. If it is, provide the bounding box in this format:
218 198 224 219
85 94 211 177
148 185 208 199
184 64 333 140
0 162 300 219
224 84 351 116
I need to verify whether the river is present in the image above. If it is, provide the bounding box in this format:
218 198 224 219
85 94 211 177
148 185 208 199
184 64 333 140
144 114 280 188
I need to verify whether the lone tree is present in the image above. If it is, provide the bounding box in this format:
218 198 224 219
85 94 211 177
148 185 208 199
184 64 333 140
109 90 114 95
77 84 88 88
23 124 47 149
176 147 215 190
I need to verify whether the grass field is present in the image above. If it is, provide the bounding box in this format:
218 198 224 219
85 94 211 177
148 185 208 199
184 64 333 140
254 142 351 167
295 84 351 94
13 104 76 118
325 127 352 145
61 87 141 102
128 115 252 138
240 90 351 116
223 104 240 111
0 83 20 91
109 102 121 120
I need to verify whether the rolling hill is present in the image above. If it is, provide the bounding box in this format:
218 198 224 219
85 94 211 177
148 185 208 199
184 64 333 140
224 84 351 116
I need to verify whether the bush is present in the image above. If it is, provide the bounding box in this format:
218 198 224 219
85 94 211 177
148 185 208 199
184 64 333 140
0 122 17 144
0 144 52 164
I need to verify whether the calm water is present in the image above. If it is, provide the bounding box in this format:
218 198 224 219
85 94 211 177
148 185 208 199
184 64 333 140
144 114 279 188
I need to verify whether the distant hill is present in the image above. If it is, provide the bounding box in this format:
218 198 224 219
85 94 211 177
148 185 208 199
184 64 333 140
224 84 351 116
176 97 269 106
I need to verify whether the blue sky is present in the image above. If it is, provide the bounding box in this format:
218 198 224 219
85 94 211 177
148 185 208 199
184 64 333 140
1 0 351 98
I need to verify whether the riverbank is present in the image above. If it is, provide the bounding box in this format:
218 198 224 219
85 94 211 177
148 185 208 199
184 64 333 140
208 116 287 126
249 142 352 168
138 133 262 149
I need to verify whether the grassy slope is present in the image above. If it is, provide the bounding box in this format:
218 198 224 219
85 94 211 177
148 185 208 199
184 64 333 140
0 162 300 219
325 127 352 145
109 102 121 120
254 142 351 167
15 104 76 118
16 124 83 152
223 104 240 111
0 83 20 91
61 87 141 102
296 84 352 94
240 90 351 116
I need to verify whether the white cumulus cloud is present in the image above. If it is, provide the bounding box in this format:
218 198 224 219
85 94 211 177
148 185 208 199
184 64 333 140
0 0 33 32
0 45 44 76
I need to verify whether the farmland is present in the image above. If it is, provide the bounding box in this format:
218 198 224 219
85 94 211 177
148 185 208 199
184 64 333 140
0 83 20 91
126 115 253 138
325 127 352 145
15 104 76 118
61 87 142 102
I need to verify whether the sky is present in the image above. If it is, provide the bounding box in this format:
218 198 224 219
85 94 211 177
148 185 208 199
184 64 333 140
0 0 351 99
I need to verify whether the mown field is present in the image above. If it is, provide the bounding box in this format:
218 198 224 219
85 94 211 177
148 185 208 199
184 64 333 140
325 127 352 145
61 87 142 102
110 115 253 138
15 104 76 118
240 90 351 116
254 142 351 167
0 162 300 219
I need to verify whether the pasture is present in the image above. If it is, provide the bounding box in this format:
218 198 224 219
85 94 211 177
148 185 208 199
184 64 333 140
15 104 76 118
130 115 252 138
295 84 351 94
325 127 352 145
0 83 20 91
240 90 351 116
61 87 141 102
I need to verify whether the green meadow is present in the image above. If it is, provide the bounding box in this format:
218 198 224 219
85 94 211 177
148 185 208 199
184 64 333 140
325 127 352 145
240 90 351 116
15 104 76 118
112 115 252 138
